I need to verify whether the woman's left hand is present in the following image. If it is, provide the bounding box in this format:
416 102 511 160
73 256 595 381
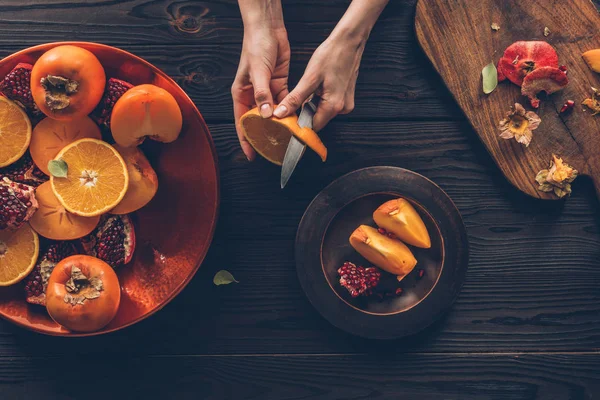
273 33 363 132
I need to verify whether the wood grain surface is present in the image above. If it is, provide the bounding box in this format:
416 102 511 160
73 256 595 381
416 0 600 200
1 1 600 399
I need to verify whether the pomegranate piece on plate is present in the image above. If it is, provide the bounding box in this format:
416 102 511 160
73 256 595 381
24 241 77 306
497 41 559 86
91 77 134 128
0 177 38 231
0 152 48 187
521 66 569 108
338 261 381 298
80 214 136 268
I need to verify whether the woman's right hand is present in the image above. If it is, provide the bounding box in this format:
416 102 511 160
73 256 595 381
232 0 290 161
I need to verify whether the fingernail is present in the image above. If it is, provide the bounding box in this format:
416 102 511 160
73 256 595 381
260 103 272 118
273 105 287 118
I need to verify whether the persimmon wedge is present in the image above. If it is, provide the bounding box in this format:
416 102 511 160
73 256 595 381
29 182 100 240
239 106 327 165
30 116 101 175
373 198 431 249
349 225 417 280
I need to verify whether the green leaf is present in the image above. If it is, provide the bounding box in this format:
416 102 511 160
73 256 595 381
213 270 239 286
482 62 498 94
48 159 68 178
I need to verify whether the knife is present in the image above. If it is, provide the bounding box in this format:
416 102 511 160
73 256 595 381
280 96 318 189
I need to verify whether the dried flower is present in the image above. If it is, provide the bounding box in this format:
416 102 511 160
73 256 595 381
498 103 541 147
583 87 600 115
544 27 551 37
491 23 500 31
535 155 578 198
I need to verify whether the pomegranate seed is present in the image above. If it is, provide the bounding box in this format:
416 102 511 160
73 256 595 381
387 232 395 238
417 269 425 279
395 288 403 296
560 100 575 113
377 228 386 235
559 65 568 73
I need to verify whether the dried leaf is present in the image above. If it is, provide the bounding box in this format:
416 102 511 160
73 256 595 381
482 62 498 94
491 23 500 31
213 270 239 286
544 27 551 37
48 159 68 178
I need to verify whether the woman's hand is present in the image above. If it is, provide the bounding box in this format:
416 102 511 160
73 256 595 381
273 0 389 132
232 0 290 161
273 34 362 132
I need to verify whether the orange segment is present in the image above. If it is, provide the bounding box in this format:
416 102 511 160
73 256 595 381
50 138 129 217
239 106 327 165
0 97 32 167
30 116 102 175
0 223 39 286
30 182 100 240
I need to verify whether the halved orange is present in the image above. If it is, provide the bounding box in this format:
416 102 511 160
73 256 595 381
30 116 101 175
239 106 327 165
0 97 32 167
0 223 39 286
29 181 100 240
50 138 129 217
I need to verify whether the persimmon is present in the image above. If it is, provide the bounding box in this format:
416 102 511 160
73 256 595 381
110 145 158 214
349 225 417 280
373 198 431 249
110 84 182 147
29 116 101 175
31 45 106 121
46 255 120 332
239 106 327 165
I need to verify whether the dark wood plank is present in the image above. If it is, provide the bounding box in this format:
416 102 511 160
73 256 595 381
1 120 599 356
2 354 599 399
0 36 460 122
0 0 406 45
416 0 600 199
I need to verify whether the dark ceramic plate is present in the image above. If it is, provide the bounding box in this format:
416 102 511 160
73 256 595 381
296 167 468 339
0 42 219 336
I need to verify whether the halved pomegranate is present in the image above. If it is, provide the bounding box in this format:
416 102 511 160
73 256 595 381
497 41 559 86
79 214 135 268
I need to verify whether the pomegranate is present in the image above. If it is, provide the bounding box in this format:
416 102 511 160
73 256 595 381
338 262 381 298
0 177 38 231
0 152 48 187
24 241 77 305
91 77 133 129
80 214 135 268
0 63 41 117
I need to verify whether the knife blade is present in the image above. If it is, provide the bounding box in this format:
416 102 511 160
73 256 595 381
280 97 318 189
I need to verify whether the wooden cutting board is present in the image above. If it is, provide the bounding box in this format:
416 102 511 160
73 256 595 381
415 0 600 200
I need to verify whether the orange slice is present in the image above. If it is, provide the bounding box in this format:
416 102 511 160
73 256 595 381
0 223 39 286
0 97 32 167
50 138 129 217
29 181 100 240
30 116 101 175
239 106 327 165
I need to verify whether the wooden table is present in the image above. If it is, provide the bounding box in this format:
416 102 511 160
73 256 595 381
2 1 600 398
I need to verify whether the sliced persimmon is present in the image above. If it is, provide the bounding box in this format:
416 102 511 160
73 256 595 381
29 182 100 240
50 138 129 217
373 198 431 249
30 116 101 175
0 97 32 168
110 145 158 215
239 106 327 165
0 223 39 286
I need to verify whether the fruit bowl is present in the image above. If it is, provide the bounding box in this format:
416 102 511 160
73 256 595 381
0 42 219 336
296 167 468 339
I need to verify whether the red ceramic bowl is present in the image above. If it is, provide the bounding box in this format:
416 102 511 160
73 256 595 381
0 42 219 336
